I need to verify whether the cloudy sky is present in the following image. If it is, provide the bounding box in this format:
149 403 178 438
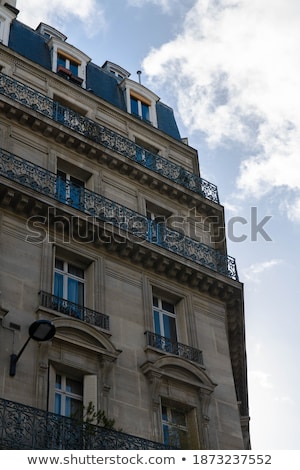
17 0 300 449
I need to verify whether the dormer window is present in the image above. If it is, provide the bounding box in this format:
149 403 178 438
36 23 67 41
130 92 150 123
56 50 82 85
102 61 130 81
120 78 159 128
47 37 91 89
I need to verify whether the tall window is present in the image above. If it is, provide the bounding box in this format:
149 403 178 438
57 53 79 76
54 258 85 308
56 170 85 210
146 202 171 244
55 374 83 418
147 210 165 243
153 296 177 348
162 404 188 448
130 95 150 122
56 51 84 86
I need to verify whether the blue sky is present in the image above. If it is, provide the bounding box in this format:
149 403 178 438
17 0 300 449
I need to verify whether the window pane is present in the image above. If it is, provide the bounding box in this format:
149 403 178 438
64 397 82 418
153 296 158 307
65 396 71 417
68 178 84 209
66 378 83 395
55 393 61 414
162 300 175 314
153 310 161 336
162 405 188 449
163 424 170 445
71 398 82 419
68 278 84 305
54 272 64 298
68 263 84 278
55 258 64 270
169 428 181 448
163 314 177 342
69 184 81 208
141 102 150 121
130 97 139 116
69 61 78 76
57 170 66 182
57 55 66 68
171 409 186 426
161 405 168 421
56 172 66 202
55 374 62 389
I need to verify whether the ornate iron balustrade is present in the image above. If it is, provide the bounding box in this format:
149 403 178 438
0 72 219 204
145 331 204 365
39 291 110 330
0 398 173 450
0 148 238 280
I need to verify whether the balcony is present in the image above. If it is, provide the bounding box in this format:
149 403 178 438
0 398 172 450
39 291 110 331
0 72 219 204
145 331 204 365
0 148 238 280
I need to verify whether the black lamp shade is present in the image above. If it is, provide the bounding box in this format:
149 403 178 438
28 320 56 341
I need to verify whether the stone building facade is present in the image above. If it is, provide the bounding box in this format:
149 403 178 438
0 0 250 450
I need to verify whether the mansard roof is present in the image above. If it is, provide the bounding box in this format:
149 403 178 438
8 19 181 141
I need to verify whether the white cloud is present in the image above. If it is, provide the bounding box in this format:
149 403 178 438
17 0 106 38
127 0 175 12
142 0 300 221
242 259 282 283
249 370 273 390
274 395 295 405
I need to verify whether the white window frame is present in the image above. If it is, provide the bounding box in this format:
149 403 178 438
120 78 159 128
161 403 188 448
54 258 85 307
56 169 85 209
55 373 83 418
153 296 177 343
48 37 91 88
57 52 80 76
50 368 98 421
130 94 150 122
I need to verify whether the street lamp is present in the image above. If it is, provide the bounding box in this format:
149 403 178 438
9 319 56 377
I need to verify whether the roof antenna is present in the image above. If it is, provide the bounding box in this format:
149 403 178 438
137 70 142 84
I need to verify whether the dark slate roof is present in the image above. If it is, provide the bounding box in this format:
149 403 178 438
9 20 52 70
86 62 127 111
156 101 181 140
8 20 181 140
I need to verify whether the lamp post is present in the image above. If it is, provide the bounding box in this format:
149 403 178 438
9 319 56 377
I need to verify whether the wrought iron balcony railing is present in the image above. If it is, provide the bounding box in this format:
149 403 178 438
0 398 173 450
39 291 110 330
145 331 204 365
0 72 219 204
0 148 238 280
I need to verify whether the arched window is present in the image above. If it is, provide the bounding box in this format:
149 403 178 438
141 356 216 449
35 318 120 416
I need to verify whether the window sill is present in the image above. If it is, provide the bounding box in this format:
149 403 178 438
57 66 84 86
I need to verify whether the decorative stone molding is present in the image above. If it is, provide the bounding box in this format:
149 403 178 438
141 356 216 447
